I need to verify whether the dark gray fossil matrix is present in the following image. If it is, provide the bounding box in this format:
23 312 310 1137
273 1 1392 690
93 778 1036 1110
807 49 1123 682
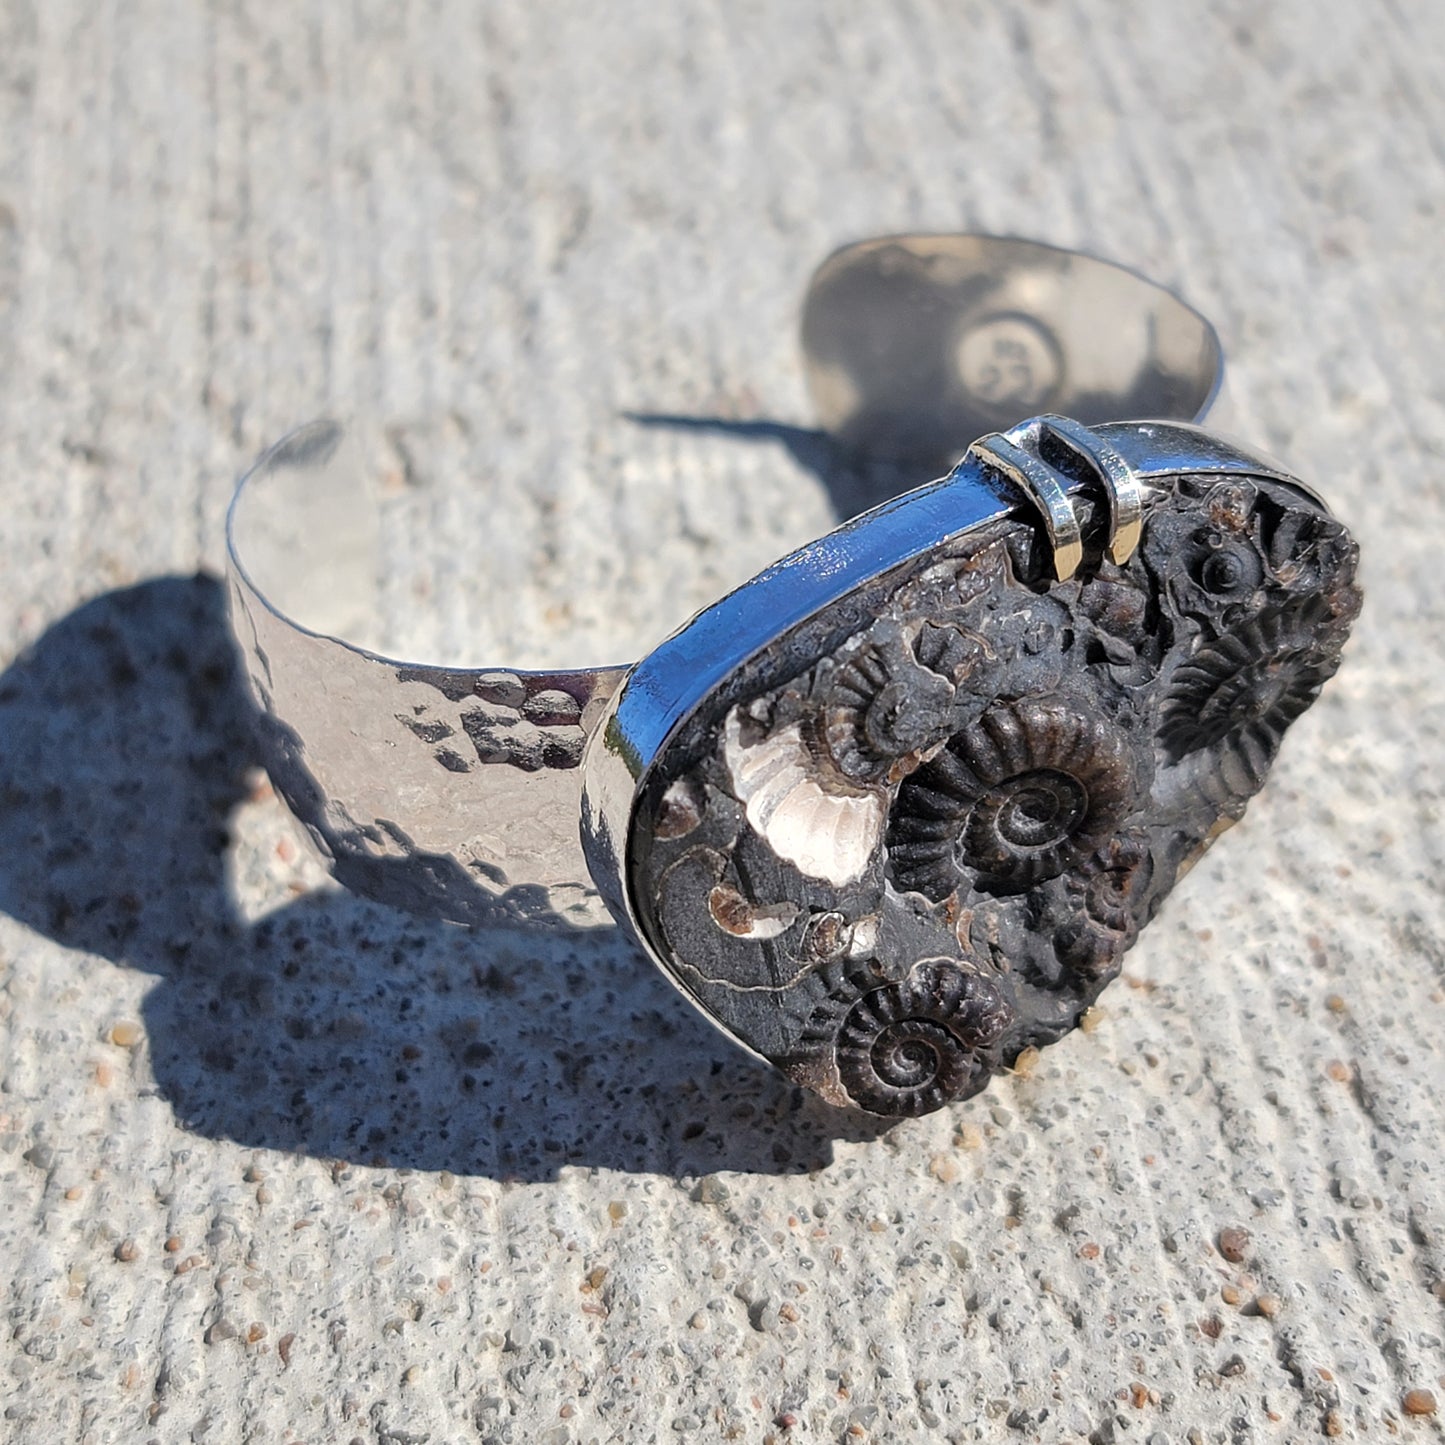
627 466 1361 1118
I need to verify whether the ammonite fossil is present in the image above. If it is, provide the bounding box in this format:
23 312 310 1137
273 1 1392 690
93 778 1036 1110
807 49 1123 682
804 959 1015 1117
887 697 1141 899
1159 600 1349 781
596 418 1361 1118
820 636 955 783
1050 832 1156 982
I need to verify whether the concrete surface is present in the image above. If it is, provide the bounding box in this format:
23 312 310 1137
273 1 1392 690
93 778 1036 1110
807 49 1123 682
2 2 1444 1442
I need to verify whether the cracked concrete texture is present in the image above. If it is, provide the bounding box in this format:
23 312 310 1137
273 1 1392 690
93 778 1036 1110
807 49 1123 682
1 2 1443 1441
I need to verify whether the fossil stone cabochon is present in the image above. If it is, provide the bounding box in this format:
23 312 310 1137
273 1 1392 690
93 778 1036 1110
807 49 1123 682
627 471 1360 1118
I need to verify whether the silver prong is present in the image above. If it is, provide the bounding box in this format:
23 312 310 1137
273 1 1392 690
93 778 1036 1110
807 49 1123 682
1039 415 1144 564
968 432 1083 581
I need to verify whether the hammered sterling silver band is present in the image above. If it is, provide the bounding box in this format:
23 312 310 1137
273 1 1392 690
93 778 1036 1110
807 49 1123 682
226 234 1361 1118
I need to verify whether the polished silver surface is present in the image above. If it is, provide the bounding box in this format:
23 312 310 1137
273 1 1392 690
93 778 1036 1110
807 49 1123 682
227 420 626 926
1039 413 1144 564
967 431 1084 580
224 234 1269 934
800 234 1223 472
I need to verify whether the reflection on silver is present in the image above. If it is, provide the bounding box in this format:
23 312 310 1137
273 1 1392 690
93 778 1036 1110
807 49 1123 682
800 234 1221 472
227 420 626 928
967 430 1085 580
1039 414 1144 565
966 412 1154 579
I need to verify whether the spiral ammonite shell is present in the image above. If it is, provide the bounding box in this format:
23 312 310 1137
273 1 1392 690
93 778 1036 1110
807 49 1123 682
1053 833 1155 982
887 698 1139 900
1159 602 1347 791
832 959 1014 1116
1174 524 1267 619
821 642 954 783
914 620 985 685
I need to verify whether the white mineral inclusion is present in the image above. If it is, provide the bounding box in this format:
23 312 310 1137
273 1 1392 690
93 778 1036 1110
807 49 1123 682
722 710 884 886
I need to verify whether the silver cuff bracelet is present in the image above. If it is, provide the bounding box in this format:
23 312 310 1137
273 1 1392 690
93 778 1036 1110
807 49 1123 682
227 234 1360 1118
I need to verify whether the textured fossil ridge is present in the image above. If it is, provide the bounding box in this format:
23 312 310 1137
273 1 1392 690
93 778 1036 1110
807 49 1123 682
630 472 1361 1117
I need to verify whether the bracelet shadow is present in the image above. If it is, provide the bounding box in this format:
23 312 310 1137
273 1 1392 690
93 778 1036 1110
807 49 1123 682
621 411 930 519
0 575 893 1181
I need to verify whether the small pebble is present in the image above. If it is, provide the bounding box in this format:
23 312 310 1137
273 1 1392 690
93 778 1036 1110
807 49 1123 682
1402 1389 1437 1417
694 1175 732 1205
929 1153 958 1183
1010 1045 1041 1079
164 1235 182 1253
114 1239 139 1263
1218 1354 1246 1377
1253 1293 1281 1319
1324 1408 1345 1436
1325 993 1347 1014
108 1020 142 1048
1079 1007 1105 1033
1217 1225 1251 1263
